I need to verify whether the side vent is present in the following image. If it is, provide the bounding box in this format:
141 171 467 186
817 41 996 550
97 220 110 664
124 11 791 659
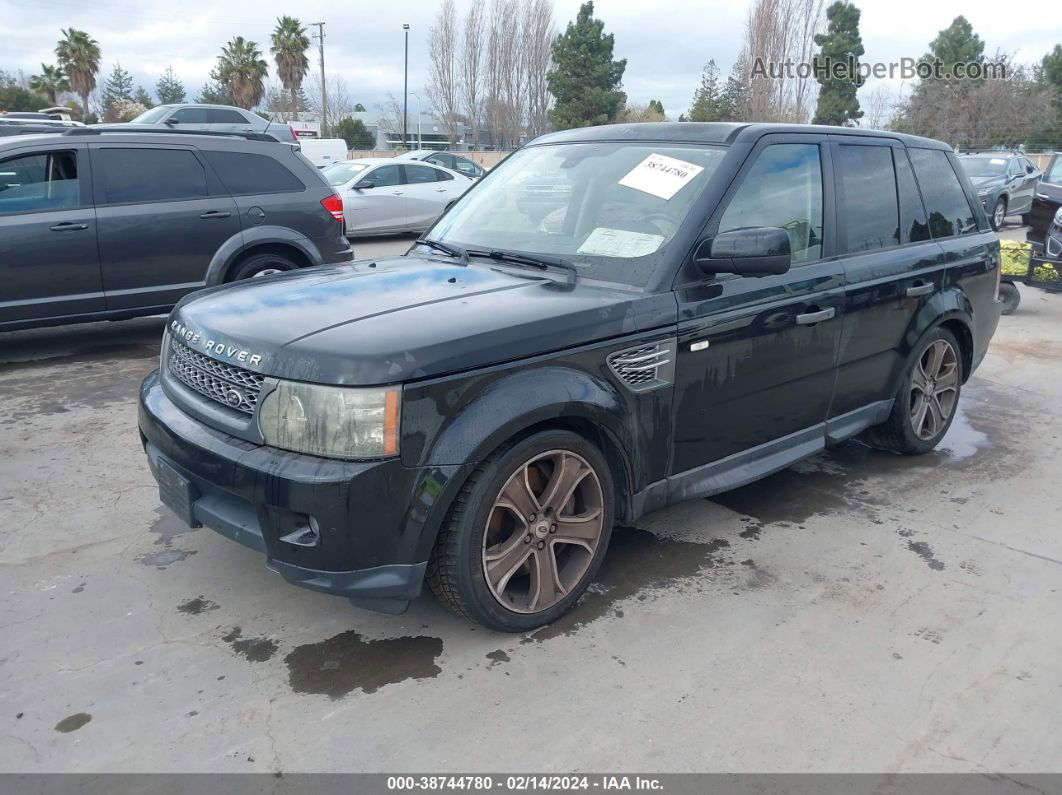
607 339 677 393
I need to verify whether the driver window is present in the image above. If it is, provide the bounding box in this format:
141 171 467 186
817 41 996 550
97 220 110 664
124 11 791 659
365 164 400 188
718 143 823 263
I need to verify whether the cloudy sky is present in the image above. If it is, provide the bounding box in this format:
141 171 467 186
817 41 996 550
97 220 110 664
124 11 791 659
2 0 1058 119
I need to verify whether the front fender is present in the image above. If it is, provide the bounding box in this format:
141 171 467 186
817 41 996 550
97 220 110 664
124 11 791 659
204 226 322 285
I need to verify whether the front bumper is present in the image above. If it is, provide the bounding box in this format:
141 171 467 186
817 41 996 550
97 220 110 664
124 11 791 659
138 371 468 613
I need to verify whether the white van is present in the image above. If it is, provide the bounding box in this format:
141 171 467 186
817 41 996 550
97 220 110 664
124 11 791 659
298 139 349 169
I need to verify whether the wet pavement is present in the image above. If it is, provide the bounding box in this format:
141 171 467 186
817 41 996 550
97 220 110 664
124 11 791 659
1 281 1061 773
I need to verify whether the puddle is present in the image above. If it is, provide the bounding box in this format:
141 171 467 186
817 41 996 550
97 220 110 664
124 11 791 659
178 596 219 615
223 627 278 663
710 465 856 525
54 713 91 733
486 650 510 667
906 540 945 571
137 507 198 569
530 526 731 641
285 630 443 698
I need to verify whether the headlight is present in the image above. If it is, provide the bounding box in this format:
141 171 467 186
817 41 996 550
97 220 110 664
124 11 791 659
977 187 992 196
258 380 400 459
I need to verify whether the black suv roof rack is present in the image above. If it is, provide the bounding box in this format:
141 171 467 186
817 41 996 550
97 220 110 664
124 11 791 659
62 126 279 143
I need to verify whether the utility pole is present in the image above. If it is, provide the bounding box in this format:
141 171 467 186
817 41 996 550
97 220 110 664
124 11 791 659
402 23 410 151
311 22 327 138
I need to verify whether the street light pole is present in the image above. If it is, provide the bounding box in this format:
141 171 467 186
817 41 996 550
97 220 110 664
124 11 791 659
402 23 410 151
311 22 327 138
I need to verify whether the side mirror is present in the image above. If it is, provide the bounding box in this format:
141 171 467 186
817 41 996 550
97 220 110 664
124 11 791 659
1027 165 1036 175
164 117 179 125
353 180 374 190
695 227 792 277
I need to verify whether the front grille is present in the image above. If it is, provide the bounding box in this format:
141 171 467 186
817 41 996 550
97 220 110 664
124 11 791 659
168 337 264 415
607 340 676 393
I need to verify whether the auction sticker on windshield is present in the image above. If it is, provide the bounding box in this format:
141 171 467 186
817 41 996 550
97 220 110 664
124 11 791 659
618 153 704 200
577 227 664 258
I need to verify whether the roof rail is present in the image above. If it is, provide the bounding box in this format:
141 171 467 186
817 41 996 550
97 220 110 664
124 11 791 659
61 126 279 143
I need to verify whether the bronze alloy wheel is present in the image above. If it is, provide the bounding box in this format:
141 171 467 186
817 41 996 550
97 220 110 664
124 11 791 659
910 339 959 441
481 449 604 614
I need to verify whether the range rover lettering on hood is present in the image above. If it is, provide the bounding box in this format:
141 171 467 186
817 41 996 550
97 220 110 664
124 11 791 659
170 319 264 367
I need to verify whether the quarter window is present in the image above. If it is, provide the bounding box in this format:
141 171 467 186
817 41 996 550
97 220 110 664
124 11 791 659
98 148 208 204
719 143 824 263
0 150 79 215
838 145 899 252
908 148 977 238
201 151 304 194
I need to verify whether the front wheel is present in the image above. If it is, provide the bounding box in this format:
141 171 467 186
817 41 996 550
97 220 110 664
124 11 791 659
999 281 1021 315
427 430 614 632
991 197 1007 231
864 327 962 455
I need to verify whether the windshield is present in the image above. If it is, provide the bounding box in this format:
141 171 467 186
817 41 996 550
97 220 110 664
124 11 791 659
130 106 172 124
960 156 1007 178
323 162 368 186
430 142 727 287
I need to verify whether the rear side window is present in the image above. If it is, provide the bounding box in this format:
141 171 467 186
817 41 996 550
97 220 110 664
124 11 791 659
201 151 304 195
98 148 208 204
1046 157 1062 186
427 153 453 169
404 164 441 184
908 148 977 238
453 157 482 176
895 150 931 243
838 145 899 252
719 143 824 263
435 169 455 181
206 108 248 124
0 150 79 215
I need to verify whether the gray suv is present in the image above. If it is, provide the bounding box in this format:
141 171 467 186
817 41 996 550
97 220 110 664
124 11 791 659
126 104 299 144
0 128 351 331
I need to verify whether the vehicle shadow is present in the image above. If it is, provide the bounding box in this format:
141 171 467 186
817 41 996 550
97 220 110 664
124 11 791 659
0 316 166 368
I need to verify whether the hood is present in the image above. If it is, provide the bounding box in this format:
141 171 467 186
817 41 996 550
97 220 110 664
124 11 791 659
971 175 1005 191
170 255 676 386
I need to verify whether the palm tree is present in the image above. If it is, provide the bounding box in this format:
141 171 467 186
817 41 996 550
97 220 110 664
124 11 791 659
215 37 268 110
55 28 101 120
29 63 69 105
270 17 310 119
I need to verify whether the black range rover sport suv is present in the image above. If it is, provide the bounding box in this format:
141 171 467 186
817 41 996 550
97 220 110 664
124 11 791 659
139 123 1001 631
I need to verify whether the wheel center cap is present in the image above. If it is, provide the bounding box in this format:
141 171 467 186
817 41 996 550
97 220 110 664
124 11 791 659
534 521 550 538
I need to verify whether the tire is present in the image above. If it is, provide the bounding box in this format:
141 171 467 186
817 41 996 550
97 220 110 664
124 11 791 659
426 430 615 632
999 281 1021 315
991 197 1007 231
227 252 298 281
864 327 963 455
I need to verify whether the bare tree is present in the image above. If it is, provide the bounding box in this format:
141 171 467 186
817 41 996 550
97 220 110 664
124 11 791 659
739 0 824 122
484 0 509 149
522 0 555 138
861 81 898 130
427 0 462 146
306 73 353 124
376 92 408 145
460 0 485 148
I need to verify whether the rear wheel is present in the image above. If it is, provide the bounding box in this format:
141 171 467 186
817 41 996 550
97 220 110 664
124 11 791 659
864 327 962 455
227 252 298 281
427 430 614 632
999 281 1021 315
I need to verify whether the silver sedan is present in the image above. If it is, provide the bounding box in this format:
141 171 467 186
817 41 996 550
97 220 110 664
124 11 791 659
322 158 475 237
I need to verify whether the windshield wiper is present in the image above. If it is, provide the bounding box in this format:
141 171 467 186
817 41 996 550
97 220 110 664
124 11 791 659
465 248 579 280
413 237 468 264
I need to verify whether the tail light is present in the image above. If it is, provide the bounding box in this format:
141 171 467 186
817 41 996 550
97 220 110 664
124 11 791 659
321 193 344 223
993 249 1001 303
289 125 297 139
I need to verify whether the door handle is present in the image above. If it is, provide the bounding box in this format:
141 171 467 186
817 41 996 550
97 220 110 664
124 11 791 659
49 222 88 231
435 188 448 192
199 210 231 219
795 307 835 325
391 191 404 195
906 282 934 297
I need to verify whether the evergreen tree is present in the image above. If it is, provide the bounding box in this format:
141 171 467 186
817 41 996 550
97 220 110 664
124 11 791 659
546 1 627 130
196 79 232 105
333 117 375 149
133 86 154 108
719 63 748 121
688 60 723 121
648 99 665 117
922 16 984 77
102 61 133 108
156 66 186 104
812 1 865 126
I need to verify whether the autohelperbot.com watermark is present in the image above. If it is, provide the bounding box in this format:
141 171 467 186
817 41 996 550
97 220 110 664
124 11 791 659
751 56 1009 81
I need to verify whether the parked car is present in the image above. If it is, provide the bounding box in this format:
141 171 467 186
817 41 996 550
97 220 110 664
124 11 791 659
0 112 84 136
396 148 486 179
298 138 348 169
0 128 351 331
139 122 1001 631
958 152 1041 231
1027 152 1062 262
321 157 474 237
124 104 300 144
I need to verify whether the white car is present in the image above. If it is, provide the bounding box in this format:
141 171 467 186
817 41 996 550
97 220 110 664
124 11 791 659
322 158 475 237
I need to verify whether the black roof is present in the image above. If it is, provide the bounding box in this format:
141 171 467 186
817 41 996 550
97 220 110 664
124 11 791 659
530 122 951 150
